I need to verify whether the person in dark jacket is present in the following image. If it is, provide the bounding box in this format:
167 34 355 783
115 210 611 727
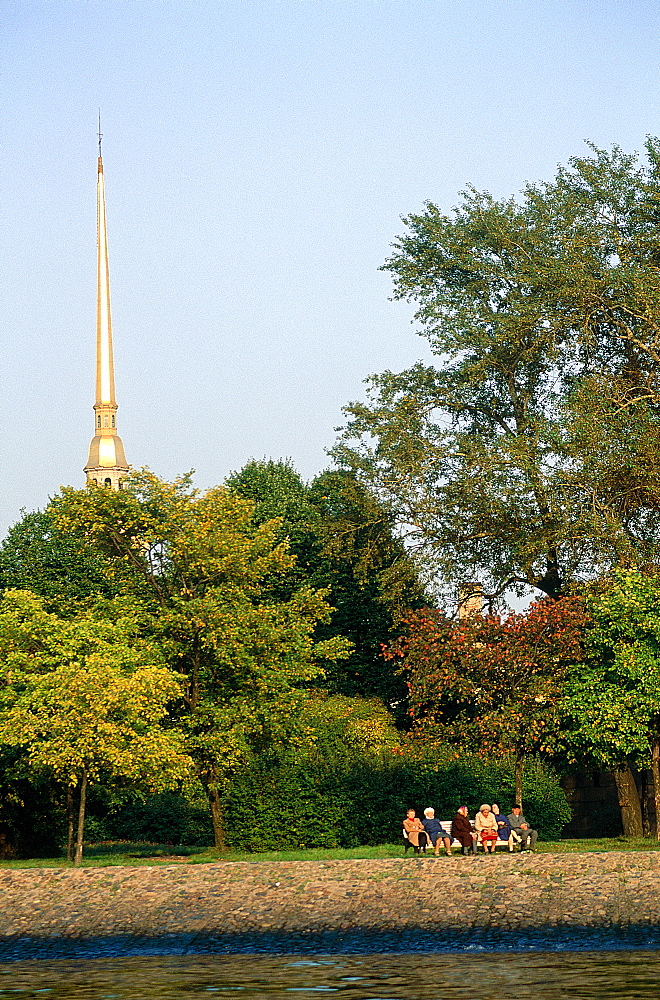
422 807 452 856
450 806 477 855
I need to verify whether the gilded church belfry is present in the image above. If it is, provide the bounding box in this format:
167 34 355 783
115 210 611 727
84 133 129 489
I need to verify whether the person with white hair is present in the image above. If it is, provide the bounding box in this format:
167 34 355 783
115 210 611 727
422 807 453 856
474 803 499 854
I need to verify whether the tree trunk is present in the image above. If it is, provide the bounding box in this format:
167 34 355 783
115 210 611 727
514 753 524 808
206 782 226 851
74 767 87 867
641 770 651 838
651 738 660 842
66 784 75 862
613 765 643 837
190 631 200 710
534 545 563 599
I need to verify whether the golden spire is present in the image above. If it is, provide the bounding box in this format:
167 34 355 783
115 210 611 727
84 124 129 489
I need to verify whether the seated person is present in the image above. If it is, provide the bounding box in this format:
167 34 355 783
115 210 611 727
474 803 499 853
422 807 452 856
450 805 478 855
492 803 516 853
403 808 428 854
507 805 538 852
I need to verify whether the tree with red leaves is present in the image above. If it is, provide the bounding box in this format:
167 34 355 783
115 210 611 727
386 597 590 805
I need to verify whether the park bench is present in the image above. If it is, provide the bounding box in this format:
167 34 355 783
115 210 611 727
403 818 512 853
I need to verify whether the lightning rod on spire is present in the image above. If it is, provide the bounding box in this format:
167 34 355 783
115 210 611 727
98 111 102 157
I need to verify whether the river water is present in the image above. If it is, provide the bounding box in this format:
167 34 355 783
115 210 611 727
1 952 659 999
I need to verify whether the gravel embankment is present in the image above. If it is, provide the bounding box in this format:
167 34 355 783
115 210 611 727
1 851 660 958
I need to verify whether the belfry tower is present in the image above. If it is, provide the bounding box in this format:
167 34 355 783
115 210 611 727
84 130 129 489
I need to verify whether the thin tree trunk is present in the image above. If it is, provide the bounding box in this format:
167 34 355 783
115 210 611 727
514 753 524 808
206 781 226 851
651 738 660 842
641 770 650 838
66 784 75 862
190 632 200 710
74 768 88 867
613 765 643 837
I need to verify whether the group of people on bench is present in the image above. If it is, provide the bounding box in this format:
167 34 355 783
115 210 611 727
403 803 538 856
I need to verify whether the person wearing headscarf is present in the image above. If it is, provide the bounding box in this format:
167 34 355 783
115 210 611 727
450 805 477 855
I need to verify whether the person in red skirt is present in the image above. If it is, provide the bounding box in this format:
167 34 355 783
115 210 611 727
474 803 499 853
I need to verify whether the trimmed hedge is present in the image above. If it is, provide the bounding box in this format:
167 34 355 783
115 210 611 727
222 752 570 850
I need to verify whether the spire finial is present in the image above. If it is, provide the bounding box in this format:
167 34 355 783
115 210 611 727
98 110 102 157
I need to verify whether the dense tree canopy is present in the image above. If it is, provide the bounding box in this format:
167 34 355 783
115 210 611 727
0 589 191 862
558 571 660 837
0 468 428 851
226 460 427 714
334 140 660 603
0 510 116 612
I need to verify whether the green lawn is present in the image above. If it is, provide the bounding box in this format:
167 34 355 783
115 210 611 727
0 837 659 868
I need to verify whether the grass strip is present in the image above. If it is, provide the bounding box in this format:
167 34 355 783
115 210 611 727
0 837 659 869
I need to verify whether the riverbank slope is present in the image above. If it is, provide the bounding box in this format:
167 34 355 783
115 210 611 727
1 851 659 957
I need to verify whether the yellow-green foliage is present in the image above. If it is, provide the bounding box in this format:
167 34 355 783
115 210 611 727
300 692 401 763
0 589 191 790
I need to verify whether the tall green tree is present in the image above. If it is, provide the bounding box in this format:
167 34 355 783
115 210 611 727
334 140 660 602
224 459 322 601
310 468 427 710
226 460 427 714
50 471 349 848
558 571 660 838
0 510 115 611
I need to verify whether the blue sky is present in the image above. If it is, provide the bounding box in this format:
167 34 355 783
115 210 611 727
3 0 660 535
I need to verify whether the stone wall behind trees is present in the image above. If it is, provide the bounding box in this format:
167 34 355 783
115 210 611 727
561 770 622 838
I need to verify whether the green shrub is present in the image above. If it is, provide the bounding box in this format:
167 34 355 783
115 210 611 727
225 767 343 851
220 750 570 850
